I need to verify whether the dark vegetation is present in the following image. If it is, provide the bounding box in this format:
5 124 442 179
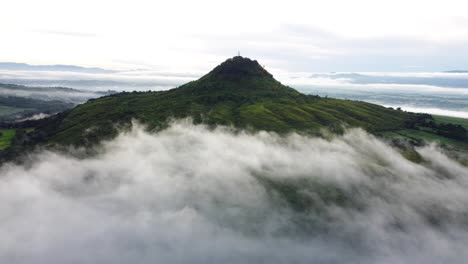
0 95 74 121
0 83 115 122
0 82 87 94
0 83 83 120
403 113 467 141
1 56 467 161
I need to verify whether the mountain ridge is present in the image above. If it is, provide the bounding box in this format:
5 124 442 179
2 56 466 157
0 62 114 73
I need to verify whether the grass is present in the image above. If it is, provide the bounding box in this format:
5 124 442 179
433 115 468 129
8 56 467 154
0 129 16 150
44 89 412 146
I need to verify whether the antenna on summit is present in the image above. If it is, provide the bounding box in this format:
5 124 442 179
237 51 240 57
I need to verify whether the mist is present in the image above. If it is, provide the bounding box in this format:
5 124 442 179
384 105 468 119
0 83 106 104
1 121 468 263
289 73 468 118
0 69 197 92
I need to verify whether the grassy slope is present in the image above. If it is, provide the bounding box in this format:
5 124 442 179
47 90 410 146
42 57 411 146
6 57 466 154
0 129 16 150
378 115 468 154
433 115 468 129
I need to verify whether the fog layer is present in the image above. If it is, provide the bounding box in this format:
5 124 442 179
1 121 468 263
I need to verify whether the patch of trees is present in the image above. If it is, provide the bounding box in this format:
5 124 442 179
404 113 467 140
403 113 432 129
429 122 467 141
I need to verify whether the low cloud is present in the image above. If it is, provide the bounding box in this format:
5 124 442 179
0 87 103 103
0 121 467 263
0 69 198 92
16 113 52 121
385 105 468 119
288 72 468 118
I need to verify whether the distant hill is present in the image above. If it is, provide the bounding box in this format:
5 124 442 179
0 62 114 73
2 56 467 156
0 83 113 121
444 70 468 73
0 82 95 94
0 96 73 121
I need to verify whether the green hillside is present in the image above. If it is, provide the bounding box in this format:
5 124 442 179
40 57 413 146
0 129 16 150
433 115 468 129
2 56 467 155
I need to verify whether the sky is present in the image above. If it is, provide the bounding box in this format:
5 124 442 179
2 0 468 73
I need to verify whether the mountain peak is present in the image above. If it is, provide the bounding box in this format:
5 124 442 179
178 56 298 97
205 56 273 80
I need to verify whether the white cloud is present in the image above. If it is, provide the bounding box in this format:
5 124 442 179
284 72 468 118
386 106 468 119
0 121 468 263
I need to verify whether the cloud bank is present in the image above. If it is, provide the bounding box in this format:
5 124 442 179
384 105 468 119
0 69 199 92
0 121 468 264
287 72 468 118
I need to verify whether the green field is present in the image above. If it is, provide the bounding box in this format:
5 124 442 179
433 115 468 129
0 129 16 150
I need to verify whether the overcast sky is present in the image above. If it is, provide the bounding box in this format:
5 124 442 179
2 0 468 72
